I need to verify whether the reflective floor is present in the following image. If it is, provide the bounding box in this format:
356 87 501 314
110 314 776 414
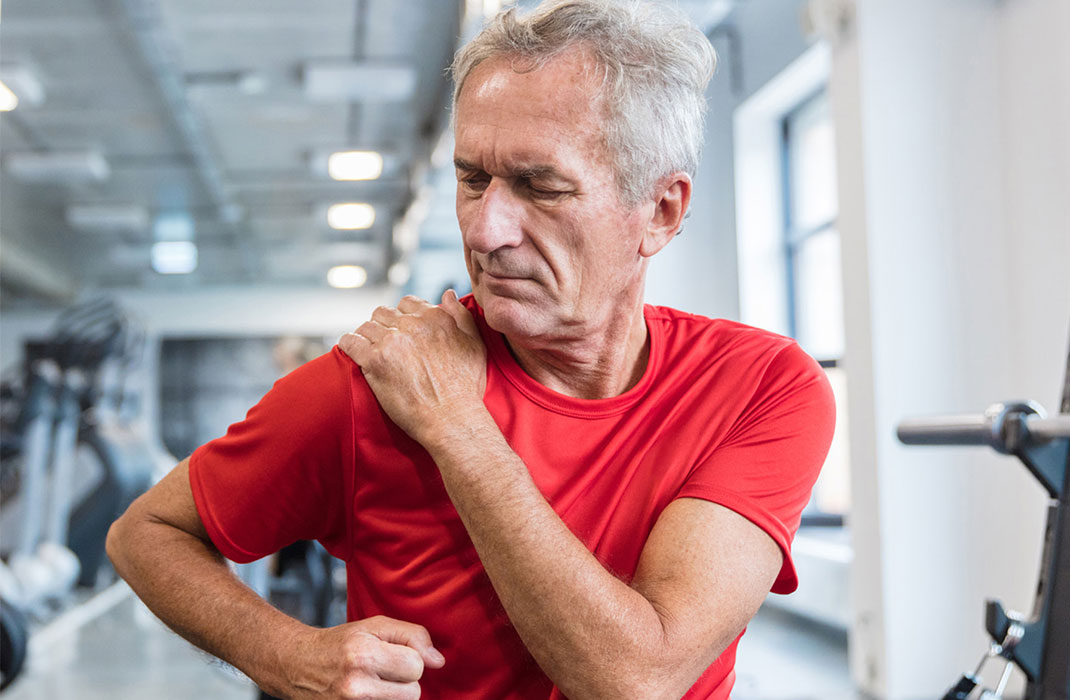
5 584 855 699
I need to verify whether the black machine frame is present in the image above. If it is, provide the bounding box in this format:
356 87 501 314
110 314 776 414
898 340 1070 700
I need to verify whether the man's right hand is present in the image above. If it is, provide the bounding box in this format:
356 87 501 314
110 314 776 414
286 616 446 700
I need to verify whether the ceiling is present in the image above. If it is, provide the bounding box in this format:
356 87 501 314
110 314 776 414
0 0 463 302
0 0 732 305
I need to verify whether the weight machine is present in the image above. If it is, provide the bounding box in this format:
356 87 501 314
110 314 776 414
898 341 1070 700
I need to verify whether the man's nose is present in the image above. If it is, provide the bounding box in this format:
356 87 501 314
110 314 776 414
462 178 525 254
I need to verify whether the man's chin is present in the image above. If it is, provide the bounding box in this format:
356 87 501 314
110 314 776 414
476 292 546 339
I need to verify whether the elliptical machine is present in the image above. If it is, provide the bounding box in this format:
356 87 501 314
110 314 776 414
0 298 159 690
898 337 1070 699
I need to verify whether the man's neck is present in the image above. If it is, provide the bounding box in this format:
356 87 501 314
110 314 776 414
504 300 650 400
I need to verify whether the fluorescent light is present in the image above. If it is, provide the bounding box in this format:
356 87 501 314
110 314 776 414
328 151 383 181
151 241 198 274
66 204 149 233
0 80 17 111
327 203 375 230
327 265 368 289
303 61 417 102
4 150 110 184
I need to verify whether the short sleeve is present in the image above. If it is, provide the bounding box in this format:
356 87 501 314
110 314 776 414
188 346 356 563
677 342 835 594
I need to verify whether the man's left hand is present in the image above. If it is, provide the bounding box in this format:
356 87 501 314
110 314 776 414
340 291 488 447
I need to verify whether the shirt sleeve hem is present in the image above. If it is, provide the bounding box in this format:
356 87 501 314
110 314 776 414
674 485 800 594
188 446 264 564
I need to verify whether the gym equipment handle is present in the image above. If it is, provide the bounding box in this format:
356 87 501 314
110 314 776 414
897 402 1070 450
897 414 993 446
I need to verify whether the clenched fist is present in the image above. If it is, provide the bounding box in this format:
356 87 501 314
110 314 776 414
282 615 445 700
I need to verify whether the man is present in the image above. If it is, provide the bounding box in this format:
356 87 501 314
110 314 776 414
107 1 835 699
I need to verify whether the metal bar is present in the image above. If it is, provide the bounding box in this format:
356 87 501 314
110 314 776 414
897 411 1070 447
897 415 992 446
1029 416 1070 443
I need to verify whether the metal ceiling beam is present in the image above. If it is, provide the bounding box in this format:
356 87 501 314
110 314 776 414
109 0 228 212
106 0 258 279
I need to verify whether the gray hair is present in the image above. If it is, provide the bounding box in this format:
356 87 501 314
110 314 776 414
451 0 717 206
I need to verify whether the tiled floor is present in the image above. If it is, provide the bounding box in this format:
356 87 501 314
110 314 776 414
5 583 857 699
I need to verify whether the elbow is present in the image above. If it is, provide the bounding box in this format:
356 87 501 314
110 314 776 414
568 675 685 700
565 640 697 700
619 674 690 700
106 507 141 580
105 514 127 575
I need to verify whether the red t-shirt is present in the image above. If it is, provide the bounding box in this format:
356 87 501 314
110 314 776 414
189 297 835 699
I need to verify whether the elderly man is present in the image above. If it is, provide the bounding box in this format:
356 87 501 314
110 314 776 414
107 1 835 699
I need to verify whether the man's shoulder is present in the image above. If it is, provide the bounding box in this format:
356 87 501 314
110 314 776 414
270 345 374 413
645 305 797 358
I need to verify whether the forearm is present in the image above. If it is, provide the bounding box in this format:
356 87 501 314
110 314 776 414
106 514 304 697
425 415 684 700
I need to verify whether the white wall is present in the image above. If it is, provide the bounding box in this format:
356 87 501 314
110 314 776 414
645 0 812 319
834 0 1070 696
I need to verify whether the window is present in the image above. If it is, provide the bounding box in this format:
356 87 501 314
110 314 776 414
783 91 845 363
734 44 851 527
781 90 850 522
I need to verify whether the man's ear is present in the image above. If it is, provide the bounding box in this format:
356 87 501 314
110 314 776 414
639 172 692 258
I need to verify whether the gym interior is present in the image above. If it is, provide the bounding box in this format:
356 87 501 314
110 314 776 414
1 0 1068 698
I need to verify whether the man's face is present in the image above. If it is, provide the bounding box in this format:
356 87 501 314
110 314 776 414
453 49 652 344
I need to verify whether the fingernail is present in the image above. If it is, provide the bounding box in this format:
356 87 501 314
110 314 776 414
429 648 445 664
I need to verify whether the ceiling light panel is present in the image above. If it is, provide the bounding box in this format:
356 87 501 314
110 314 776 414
327 203 375 230
327 265 368 289
4 150 110 184
303 61 417 102
0 81 18 112
151 241 198 274
328 151 383 181
66 204 150 233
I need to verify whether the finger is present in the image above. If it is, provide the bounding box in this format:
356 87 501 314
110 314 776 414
366 616 446 669
440 289 480 340
346 679 421 700
396 295 432 315
371 305 404 328
374 643 424 682
354 320 392 343
338 331 370 363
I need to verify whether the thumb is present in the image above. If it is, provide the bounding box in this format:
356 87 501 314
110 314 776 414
441 289 479 340
366 617 446 669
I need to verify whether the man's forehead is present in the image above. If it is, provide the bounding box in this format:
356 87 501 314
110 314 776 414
453 156 571 180
457 48 605 115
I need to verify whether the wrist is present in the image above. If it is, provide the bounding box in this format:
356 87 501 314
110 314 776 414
249 617 317 698
420 403 499 456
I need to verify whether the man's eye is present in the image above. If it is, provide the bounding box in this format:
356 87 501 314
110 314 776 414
527 184 566 200
461 177 488 192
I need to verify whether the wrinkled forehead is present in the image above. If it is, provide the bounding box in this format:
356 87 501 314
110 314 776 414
454 47 609 131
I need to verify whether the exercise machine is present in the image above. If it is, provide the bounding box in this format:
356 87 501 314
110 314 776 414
0 298 160 691
897 340 1070 700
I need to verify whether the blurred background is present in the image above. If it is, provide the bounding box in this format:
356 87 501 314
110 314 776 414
0 0 1067 698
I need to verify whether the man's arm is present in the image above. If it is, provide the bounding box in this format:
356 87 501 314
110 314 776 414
427 424 780 700
107 458 444 700
344 294 783 700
